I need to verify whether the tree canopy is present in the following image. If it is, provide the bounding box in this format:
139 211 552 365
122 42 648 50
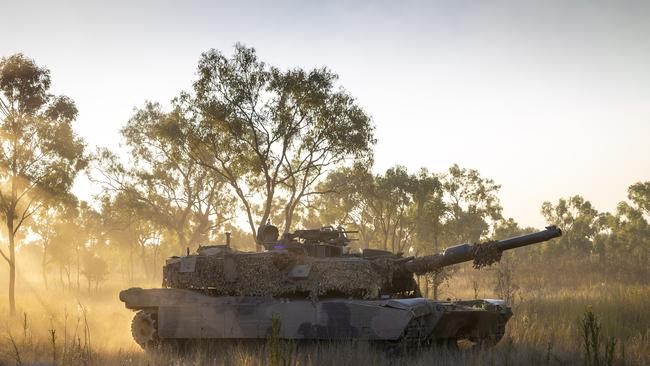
184 44 375 243
0 54 86 315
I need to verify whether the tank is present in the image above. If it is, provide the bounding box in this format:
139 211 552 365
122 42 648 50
120 225 562 350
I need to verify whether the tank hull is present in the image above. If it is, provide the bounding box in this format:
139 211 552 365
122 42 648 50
120 288 511 346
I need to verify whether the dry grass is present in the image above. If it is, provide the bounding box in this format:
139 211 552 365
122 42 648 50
0 262 648 365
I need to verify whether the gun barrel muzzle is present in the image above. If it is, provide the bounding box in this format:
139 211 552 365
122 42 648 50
495 225 562 252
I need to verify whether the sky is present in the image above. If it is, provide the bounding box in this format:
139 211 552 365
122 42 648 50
2 0 649 228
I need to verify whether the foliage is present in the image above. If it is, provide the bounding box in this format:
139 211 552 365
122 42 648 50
0 53 86 314
81 252 109 292
266 313 292 366
185 44 375 240
442 164 502 244
493 258 520 306
539 189 650 278
581 308 617 366
541 195 605 255
308 164 502 252
93 100 236 251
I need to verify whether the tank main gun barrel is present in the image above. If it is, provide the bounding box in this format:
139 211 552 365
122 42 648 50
403 226 562 274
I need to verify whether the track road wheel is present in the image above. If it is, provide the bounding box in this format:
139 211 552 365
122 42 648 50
131 310 160 350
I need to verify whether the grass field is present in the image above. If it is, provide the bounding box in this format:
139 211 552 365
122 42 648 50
0 262 648 365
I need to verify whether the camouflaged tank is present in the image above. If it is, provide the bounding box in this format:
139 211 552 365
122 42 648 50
120 225 561 350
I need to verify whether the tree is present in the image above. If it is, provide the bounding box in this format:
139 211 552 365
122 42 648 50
441 164 502 244
94 100 235 252
30 195 77 289
359 166 418 253
81 251 109 292
99 193 161 282
491 218 541 267
307 165 418 252
0 54 85 315
186 44 375 245
407 169 445 300
627 182 650 218
409 168 442 250
596 182 650 276
541 195 604 255
302 163 379 247
41 199 101 290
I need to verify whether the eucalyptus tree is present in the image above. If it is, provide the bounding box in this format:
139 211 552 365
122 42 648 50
597 182 650 273
99 192 160 281
304 164 368 224
30 194 78 289
366 166 415 253
94 101 235 253
0 54 86 315
186 44 375 244
45 200 101 290
303 163 379 247
441 164 503 244
541 195 604 255
628 181 650 218
309 165 438 254
408 168 443 252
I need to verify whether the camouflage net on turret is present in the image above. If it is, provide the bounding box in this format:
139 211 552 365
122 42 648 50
471 241 502 269
163 252 293 296
163 251 397 300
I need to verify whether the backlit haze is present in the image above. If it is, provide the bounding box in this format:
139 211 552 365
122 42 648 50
2 0 649 228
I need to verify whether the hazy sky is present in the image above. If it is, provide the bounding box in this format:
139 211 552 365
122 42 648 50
2 0 649 228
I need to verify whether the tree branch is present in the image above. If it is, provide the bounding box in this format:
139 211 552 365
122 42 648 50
0 247 10 263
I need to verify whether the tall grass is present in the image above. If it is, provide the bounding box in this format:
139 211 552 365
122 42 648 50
0 263 648 365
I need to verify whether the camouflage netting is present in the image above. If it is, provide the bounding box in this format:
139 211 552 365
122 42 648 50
471 241 502 269
163 252 295 296
163 251 398 300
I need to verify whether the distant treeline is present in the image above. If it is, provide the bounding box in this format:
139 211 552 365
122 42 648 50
1 47 648 315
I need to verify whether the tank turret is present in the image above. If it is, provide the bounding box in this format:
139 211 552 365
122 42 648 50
160 225 561 300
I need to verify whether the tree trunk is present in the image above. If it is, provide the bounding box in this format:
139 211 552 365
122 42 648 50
76 247 80 290
129 245 134 283
231 185 258 251
177 230 188 255
283 203 293 235
140 242 149 280
59 265 65 289
282 188 300 235
152 245 159 282
8 230 16 316
66 267 71 289
42 245 48 289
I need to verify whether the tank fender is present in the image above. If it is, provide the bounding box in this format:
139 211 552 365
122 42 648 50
382 298 432 318
483 299 506 307
119 287 217 309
